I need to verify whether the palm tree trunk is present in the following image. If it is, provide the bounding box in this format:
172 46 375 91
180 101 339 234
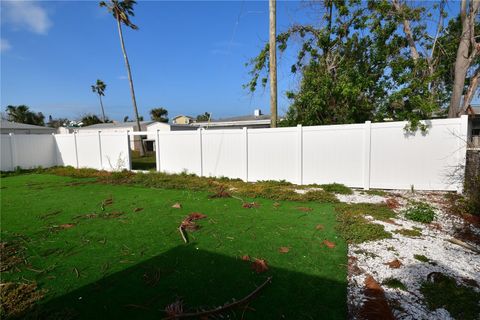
116 15 145 156
98 94 106 123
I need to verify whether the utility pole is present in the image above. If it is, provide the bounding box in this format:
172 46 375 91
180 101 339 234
269 0 277 128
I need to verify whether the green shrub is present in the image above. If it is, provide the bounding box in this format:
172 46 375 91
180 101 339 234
420 274 480 320
335 203 395 221
404 202 435 223
382 278 406 290
320 183 353 195
395 228 422 237
413 254 430 263
335 210 391 243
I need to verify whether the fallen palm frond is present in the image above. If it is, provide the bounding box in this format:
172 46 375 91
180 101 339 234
178 213 208 243
163 277 272 319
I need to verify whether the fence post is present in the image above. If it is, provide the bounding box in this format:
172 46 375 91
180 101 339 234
97 131 103 170
297 124 303 185
363 121 372 190
125 131 131 171
9 133 17 171
73 132 79 169
156 130 161 172
198 128 203 177
243 127 248 182
457 115 469 193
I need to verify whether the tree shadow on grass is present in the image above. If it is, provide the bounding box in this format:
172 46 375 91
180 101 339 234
29 245 346 320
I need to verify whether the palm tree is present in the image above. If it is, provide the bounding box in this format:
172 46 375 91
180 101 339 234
91 79 107 122
99 0 145 155
5 105 45 125
150 107 169 123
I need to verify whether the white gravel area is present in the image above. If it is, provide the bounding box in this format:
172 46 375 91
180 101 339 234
339 190 480 320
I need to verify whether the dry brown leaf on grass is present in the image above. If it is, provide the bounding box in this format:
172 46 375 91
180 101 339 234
59 223 76 229
171 203 182 209
279 247 290 254
315 224 324 230
296 206 313 212
323 240 336 248
251 259 269 273
241 255 250 261
384 259 402 269
188 212 207 220
273 202 281 208
133 207 144 212
385 198 400 209
242 202 260 209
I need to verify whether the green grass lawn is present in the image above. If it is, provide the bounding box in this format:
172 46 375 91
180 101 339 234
1 174 347 319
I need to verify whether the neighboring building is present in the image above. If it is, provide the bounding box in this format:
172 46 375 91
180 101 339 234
172 115 194 125
195 109 271 129
467 104 480 147
77 121 155 151
0 120 56 134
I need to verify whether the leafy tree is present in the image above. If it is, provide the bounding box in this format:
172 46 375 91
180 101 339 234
150 107 169 123
246 0 478 130
47 115 69 128
123 116 129 122
196 112 211 122
91 79 107 122
80 114 103 126
5 105 45 125
99 0 145 155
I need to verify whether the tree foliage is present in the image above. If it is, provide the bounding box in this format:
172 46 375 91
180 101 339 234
196 112 211 122
150 107 169 123
80 114 104 126
246 0 479 131
5 105 45 126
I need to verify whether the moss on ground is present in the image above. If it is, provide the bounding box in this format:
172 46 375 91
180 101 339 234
420 274 480 320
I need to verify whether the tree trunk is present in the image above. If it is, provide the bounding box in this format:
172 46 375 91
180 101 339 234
392 0 419 62
449 0 480 118
269 0 277 128
462 67 480 111
116 15 145 156
98 94 106 123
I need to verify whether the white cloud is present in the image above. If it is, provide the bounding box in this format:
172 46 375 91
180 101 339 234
3 1 52 35
0 38 12 52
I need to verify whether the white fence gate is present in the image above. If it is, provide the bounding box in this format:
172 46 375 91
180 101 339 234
0 116 469 191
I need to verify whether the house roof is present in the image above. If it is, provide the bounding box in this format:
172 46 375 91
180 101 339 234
77 121 155 130
172 115 194 120
0 120 55 130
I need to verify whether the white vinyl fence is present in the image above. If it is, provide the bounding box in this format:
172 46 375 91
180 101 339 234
0 116 469 191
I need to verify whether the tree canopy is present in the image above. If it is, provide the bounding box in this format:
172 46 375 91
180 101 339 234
196 112 211 122
150 108 169 123
246 0 480 131
5 105 45 126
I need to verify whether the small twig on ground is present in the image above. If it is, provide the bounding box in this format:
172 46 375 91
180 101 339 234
163 276 272 319
448 238 480 254
178 226 187 243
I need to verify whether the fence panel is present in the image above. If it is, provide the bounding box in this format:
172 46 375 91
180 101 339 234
1 135 14 171
15 135 56 169
100 133 130 171
247 127 298 182
201 129 244 179
303 124 365 187
369 119 464 191
76 134 102 169
54 134 77 167
158 131 201 175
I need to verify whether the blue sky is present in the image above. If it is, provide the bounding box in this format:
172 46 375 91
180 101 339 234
0 1 466 122
1 0 314 121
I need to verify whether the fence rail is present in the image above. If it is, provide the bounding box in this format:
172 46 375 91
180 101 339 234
0 116 469 191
